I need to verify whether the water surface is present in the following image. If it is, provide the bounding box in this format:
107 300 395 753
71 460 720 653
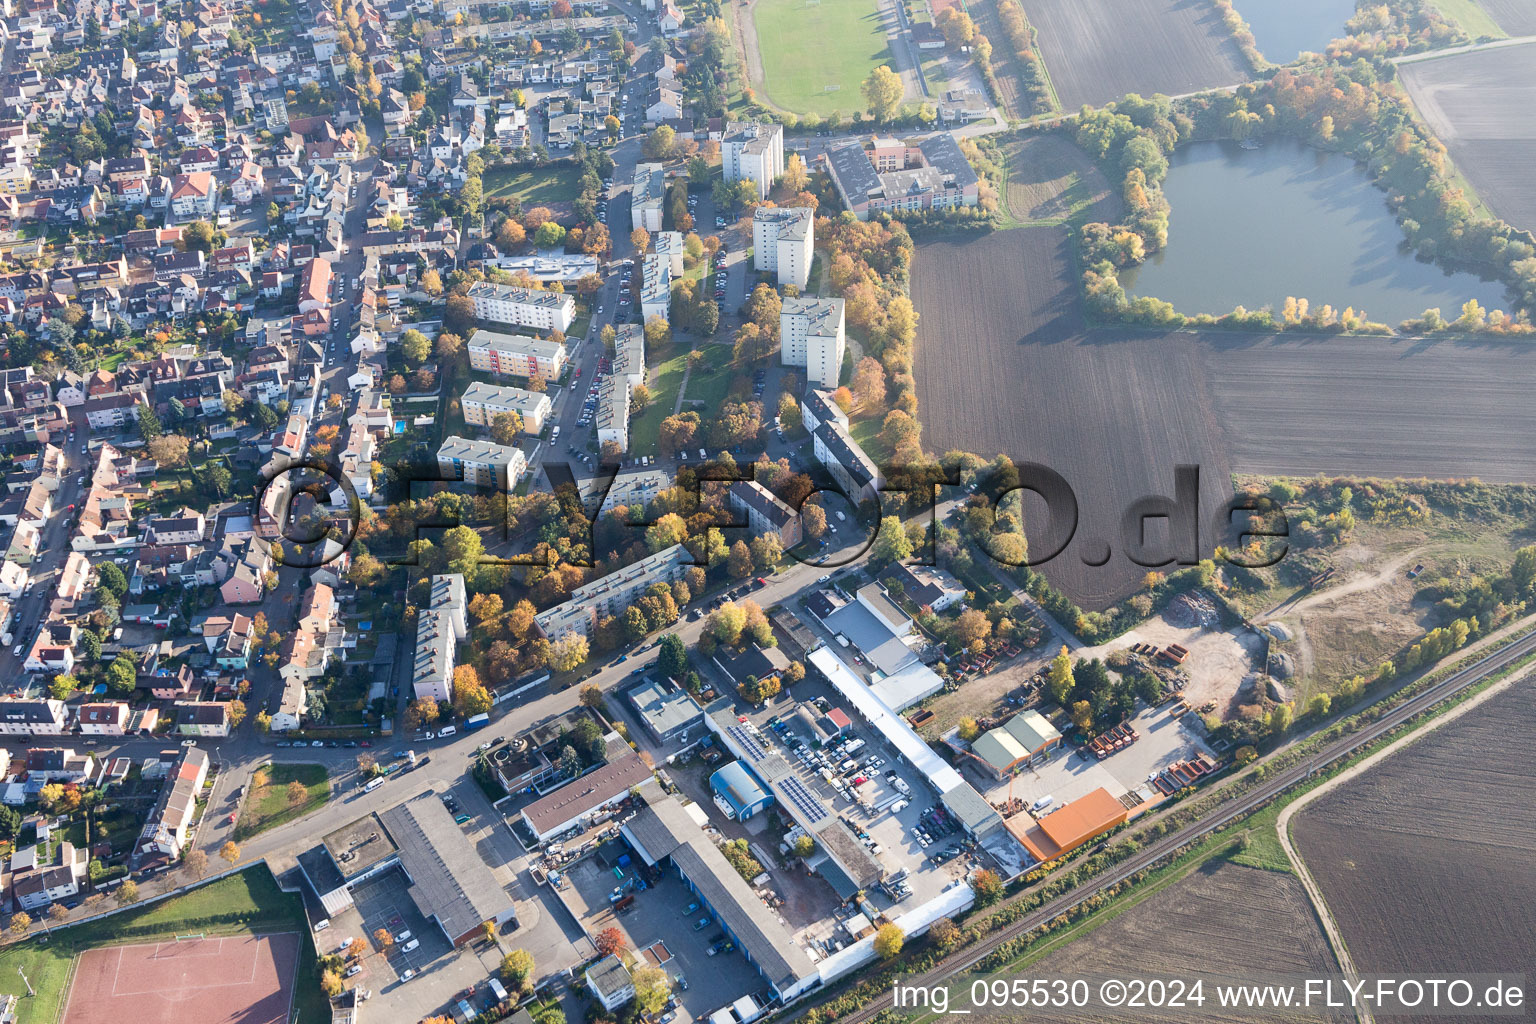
1123 139 1511 325
1231 0 1355 62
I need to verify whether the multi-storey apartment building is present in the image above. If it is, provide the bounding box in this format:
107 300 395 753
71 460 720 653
722 122 784 201
460 381 553 434
467 329 568 381
437 435 529 490
465 281 575 332
533 544 692 640
753 206 814 290
781 296 846 389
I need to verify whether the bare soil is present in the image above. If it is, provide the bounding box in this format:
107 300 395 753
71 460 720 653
916 646 1057 736
1001 134 1122 224
1026 0 1250 110
1399 42 1536 234
910 227 1234 608
1087 617 1263 721
1018 860 1347 1022
1475 0 1536 33
911 232 1536 609
1291 682 1536 1018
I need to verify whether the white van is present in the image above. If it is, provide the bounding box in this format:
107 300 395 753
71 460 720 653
1031 794 1054 813
364 777 384 792
889 799 908 815
314 919 331 932
698 448 707 460
835 510 847 522
551 426 561 440
438 725 457 738
893 778 911 797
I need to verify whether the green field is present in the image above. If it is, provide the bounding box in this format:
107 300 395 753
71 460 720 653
627 346 693 456
1431 0 1508 38
483 164 584 207
678 344 737 410
234 763 331 840
0 868 327 1024
751 0 895 116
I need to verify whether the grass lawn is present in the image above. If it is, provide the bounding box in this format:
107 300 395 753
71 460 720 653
0 868 327 1024
849 414 888 463
483 164 584 207
1431 0 1507 37
678 344 737 410
751 0 894 116
920 53 950 94
628 347 693 456
234 763 331 840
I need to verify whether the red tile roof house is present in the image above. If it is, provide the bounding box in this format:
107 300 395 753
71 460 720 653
76 702 130 735
135 664 197 700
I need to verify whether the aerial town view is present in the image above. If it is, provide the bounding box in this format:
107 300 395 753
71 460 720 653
0 0 1530 1021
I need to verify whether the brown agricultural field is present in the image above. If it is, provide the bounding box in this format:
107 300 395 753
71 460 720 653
1399 42 1536 234
910 227 1234 609
1026 0 1251 111
1010 860 1346 1023
911 228 1536 608
1476 0 1536 33
1291 682 1536 1011
1001 134 1122 224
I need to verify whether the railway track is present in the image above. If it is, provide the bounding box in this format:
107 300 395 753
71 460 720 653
836 626 1536 1023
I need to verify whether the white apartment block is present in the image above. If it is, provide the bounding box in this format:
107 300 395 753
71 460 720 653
467 329 569 381
612 323 646 388
632 162 665 233
722 122 784 201
413 573 467 702
534 544 693 640
595 376 631 453
465 281 576 332
654 230 685 277
781 296 846 389
437 435 530 490
640 253 671 324
460 381 553 434
753 206 814 290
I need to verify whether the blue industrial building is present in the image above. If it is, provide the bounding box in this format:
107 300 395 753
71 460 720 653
710 760 773 820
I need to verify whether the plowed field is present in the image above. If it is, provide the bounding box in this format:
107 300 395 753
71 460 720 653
1292 681 1536 1019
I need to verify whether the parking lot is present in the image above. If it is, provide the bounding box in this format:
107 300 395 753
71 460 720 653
975 702 1217 813
346 867 452 987
562 855 766 1024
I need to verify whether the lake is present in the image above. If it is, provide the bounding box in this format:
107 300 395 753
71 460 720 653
1231 0 1355 62
1122 139 1512 325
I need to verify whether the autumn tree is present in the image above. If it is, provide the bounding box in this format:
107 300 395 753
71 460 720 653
453 664 493 716
972 868 1003 904
862 65 904 122
490 411 523 444
286 779 308 806
870 516 912 565
631 227 650 252
184 847 209 880
220 840 241 865
632 966 671 1016
116 879 140 905
501 948 536 987
547 633 589 672
851 356 887 413
874 922 904 958
594 926 626 957
1046 646 1075 708
779 153 809 194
